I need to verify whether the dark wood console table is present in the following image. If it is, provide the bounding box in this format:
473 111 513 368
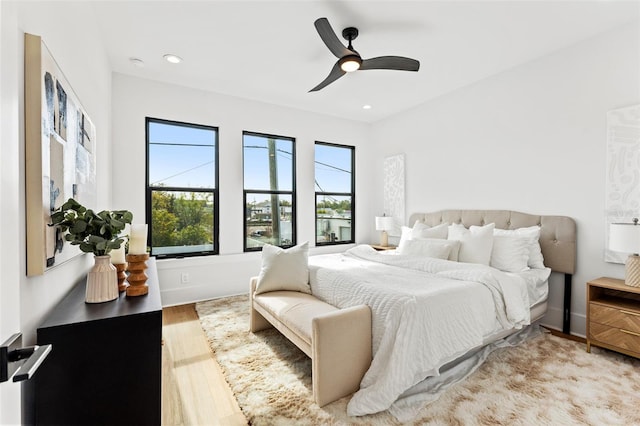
32 257 162 425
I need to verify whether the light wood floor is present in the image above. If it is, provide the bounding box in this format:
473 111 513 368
162 304 248 426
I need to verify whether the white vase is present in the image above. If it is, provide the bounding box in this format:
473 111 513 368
86 255 119 303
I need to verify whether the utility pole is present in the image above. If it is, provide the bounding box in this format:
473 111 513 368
268 139 280 243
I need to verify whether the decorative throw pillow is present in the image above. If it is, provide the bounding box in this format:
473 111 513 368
448 223 495 265
490 235 531 272
254 242 310 295
494 226 545 269
397 238 457 260
399 222 449 247
412 222 449 239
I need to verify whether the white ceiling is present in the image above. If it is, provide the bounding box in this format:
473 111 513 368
90 0 640 123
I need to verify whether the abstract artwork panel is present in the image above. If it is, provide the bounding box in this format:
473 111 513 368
604 104 640 264
25 33 97 276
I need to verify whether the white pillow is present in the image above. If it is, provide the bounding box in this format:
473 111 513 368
397 238 459 261
448 223 495 265
254 242 310 295
412 222 449 239
399 222 449 247
490 235 531 272
494 226 545 269
399 226 413 247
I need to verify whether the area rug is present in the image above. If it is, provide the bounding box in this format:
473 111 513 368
196 295 640 425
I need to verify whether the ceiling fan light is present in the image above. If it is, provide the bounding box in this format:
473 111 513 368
339 55 362 72
341 60 360 72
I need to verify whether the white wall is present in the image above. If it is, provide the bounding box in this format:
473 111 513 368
1 1 112 422
13 0 114 343
111 74 373 306
0 3 22 424
371 22 640 336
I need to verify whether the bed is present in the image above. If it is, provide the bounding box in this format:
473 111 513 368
409 209 576 333
250 210 576 418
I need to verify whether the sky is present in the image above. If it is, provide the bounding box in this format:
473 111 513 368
148 120 353 195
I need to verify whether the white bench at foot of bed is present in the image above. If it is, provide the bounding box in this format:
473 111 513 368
249 277 372 407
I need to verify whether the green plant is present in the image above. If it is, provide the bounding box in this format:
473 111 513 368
50 198 133 256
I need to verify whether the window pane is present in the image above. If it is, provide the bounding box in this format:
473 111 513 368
151 190 214 256
146 118 218 258
316 195 352 243
315 142 354 246
246 193 293 249
149 144 215 188
315 144 352 193
149 121 215 146
243 134 293 191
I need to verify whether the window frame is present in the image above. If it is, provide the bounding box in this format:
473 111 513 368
145 117 219 259
242 130 297 252
314 141 355 246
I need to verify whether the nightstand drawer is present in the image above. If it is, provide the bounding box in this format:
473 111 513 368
590 322 640 354
590 303 640 334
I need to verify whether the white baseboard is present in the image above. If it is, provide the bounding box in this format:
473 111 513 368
159 282 249 307
540 306 586 338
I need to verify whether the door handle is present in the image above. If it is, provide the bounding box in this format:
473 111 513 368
1 333 52 383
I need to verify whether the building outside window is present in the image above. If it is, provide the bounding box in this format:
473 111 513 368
243 131 296 251
146 117 218 258
315 142 355 245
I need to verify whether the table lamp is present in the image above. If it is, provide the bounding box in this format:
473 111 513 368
609 218 640 287
375 216 395 247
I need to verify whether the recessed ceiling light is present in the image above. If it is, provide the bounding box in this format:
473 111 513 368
163 54 183 64
129 57 145 68
363 105 372 110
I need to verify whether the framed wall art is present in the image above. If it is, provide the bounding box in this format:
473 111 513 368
25 33 97 276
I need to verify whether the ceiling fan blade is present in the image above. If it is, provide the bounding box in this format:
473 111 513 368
309 61 346 92
360 56 420 72
314 17 354 58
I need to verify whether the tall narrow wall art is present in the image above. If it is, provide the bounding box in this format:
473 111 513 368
383 154 405 237
25 33 97 276
605 104 640 264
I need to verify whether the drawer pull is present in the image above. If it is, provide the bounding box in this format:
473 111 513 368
620 329 640 337
619 310 640 317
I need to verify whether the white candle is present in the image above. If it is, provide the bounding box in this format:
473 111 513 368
129 224 148 255
110 244 126 264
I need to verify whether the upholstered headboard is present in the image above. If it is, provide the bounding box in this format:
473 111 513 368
408 210 577 275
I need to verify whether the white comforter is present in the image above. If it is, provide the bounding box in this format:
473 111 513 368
308 245 531 417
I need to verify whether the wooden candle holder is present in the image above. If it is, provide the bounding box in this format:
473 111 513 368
126 253 149 296
114 263 128 292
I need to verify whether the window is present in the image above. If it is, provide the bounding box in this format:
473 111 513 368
243 131 296 251
146 118 218 258
315 142 355 245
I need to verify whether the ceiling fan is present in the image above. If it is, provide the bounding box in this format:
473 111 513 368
309 17 420 92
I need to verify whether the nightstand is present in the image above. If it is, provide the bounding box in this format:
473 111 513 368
586 277 640 359
370 244 396 251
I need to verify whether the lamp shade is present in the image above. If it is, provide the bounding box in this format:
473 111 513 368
609 222 640 254
375 216 395 231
